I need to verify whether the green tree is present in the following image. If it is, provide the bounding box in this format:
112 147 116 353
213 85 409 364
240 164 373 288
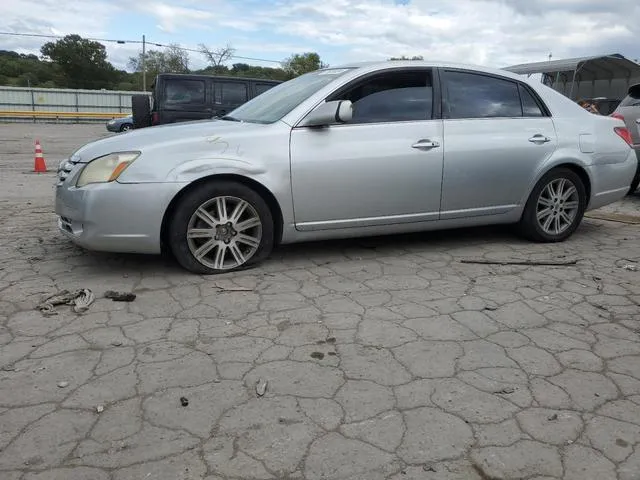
40 34 118 89
128 44 190 81
281 52 327 78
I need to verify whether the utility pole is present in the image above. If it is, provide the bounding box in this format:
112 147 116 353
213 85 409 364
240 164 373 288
142 34 146 91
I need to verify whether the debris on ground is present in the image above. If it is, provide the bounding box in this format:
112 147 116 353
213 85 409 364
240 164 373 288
622 264 638 272
213 284 253 292
180 396 189 407
104 290 137 302
256 378 268 397
494 386 515 395
423 464 436 472
460 258 579 266
57 381 69 388
548 413 558 421
37 289 95 316
96 405 104 413
111 341 123 347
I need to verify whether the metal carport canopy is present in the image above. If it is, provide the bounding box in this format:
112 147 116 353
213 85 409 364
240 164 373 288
503 54 640 98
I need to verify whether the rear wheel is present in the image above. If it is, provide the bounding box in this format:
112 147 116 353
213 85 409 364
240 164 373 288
132 94 152 129
519 168 586 242
168 181 274 274
628 162 640 195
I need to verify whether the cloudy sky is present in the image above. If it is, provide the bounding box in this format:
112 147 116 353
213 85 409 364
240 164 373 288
1 0 638 71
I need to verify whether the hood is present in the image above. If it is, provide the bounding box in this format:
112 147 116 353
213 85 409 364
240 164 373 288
72 119 270 163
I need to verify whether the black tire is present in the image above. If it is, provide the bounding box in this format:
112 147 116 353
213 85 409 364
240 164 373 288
518 167 587 243
627 162 640 195
119 123 133 132
168 181 274 274
132 94 151 129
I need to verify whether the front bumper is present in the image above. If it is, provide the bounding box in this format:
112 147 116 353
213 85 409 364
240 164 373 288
106 123 119 132
55 165 187 254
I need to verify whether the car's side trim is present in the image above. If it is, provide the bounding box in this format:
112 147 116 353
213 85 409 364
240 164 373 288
295 211 440 231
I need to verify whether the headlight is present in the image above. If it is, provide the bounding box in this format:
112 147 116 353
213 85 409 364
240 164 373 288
108 120 115 125
76 152 140 187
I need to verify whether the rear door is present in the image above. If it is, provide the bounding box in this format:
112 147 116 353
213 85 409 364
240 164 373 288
440 69 557 219
161 77 210 123
212 80 250 117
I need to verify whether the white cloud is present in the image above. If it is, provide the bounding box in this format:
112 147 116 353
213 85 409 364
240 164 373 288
1 0 639 71
137 3 215 33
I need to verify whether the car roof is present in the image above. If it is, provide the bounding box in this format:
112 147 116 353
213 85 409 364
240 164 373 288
329 60 528 82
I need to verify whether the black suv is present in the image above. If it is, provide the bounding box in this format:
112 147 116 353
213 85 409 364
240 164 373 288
131 73 281 129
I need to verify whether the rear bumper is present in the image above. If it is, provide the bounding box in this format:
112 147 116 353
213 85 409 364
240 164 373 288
587 148 638 209
55 179 187 254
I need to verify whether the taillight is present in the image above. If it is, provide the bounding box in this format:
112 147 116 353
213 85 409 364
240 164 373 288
614 126 633 146
152 112 159 125
610 112 625 121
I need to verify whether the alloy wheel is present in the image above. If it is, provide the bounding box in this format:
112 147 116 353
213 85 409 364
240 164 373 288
535 178 579 235
186 196 262 270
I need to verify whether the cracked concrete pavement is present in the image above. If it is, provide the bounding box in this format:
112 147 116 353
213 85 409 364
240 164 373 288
1 124 640 480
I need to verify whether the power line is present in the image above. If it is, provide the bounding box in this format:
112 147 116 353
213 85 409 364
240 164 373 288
0 31 283 64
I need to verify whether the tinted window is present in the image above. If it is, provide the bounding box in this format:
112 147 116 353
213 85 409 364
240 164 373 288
165 80 206 105
255 83 276 95
337 70 433 123
445 71 522 119
519 84 544 117
216 82 248 105
620 86 640 107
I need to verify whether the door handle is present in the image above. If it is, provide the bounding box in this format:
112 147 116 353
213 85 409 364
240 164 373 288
528 134 551 144
412 139 440 149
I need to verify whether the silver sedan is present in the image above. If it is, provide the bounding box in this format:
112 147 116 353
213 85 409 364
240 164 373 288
55 61 637 274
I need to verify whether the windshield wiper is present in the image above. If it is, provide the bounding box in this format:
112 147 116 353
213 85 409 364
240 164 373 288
220 115 241 122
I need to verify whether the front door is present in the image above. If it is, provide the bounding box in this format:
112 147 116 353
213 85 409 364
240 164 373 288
439 69 558 219
290 68 444 231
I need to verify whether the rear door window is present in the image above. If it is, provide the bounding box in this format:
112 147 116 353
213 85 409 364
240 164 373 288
215 82 249 105
518 84 545 117
444 71 523 119
164 79 206 106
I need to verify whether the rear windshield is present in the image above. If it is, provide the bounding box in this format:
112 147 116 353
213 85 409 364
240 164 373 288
620 85 640 107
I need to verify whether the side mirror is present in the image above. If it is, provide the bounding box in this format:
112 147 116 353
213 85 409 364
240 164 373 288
300 100 353 127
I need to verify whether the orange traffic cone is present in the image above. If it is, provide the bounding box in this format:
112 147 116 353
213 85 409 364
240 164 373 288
34 139 48 173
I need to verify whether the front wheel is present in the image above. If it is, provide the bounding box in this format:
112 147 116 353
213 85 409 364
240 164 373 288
168 181 274 274
518 168 586 242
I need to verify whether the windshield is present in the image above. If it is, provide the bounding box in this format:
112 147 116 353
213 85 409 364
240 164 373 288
224 68 354 124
